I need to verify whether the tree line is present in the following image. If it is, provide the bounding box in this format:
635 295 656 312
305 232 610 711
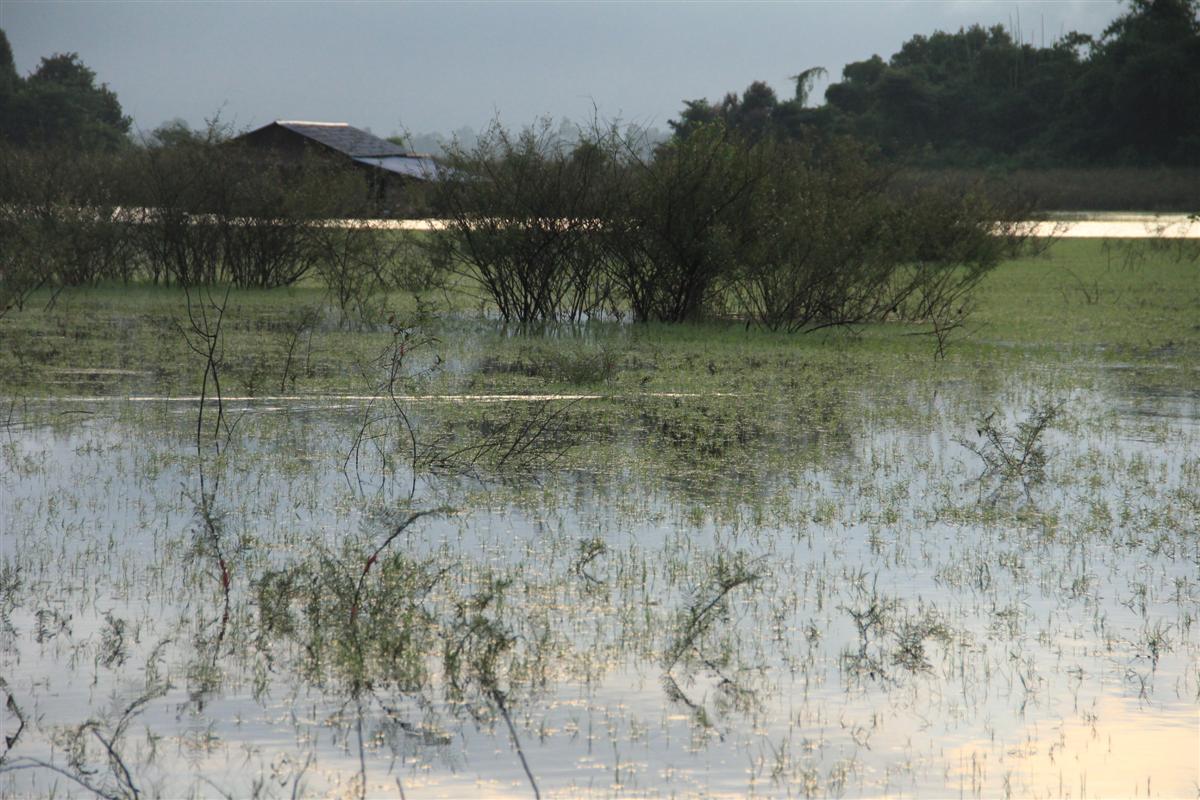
669 0 1200 167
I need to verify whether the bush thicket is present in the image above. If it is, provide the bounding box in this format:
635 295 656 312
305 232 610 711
433 121 1022 333
0 145 139 316
433 122 617 324
0 128 429 319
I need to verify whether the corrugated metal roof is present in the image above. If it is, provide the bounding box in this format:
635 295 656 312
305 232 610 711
353 155 444 181
274 121 407 157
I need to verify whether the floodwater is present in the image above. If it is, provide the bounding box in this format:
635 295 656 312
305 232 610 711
1 364 1197 798
321 213 1200 239
1031 213 1199 239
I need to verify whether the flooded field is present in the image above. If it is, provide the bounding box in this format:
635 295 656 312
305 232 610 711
226 211 1200 240
1033 213 1200 239
1 240 1197 798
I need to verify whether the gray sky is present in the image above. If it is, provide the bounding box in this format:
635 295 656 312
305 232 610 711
2 0 1124 138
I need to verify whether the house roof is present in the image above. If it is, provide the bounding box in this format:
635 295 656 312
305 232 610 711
238 120 446 181
353 155 444 180
268 120 408 158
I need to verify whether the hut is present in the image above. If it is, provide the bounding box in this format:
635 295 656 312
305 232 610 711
235 120 441 214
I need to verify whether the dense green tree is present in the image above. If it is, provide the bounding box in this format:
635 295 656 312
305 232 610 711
0 31 22 143
671 0 1200 166
1062 0 1200 163
667 98 721 140
0 30 131 151
822 23 1088 163
669 73 829 144
0 30 18 97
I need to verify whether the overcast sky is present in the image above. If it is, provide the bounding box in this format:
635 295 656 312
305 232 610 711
2 1 1124 138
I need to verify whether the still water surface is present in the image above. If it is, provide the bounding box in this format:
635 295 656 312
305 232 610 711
1 367 1196 798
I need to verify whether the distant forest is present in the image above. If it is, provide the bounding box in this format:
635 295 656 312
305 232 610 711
669 0 1200 167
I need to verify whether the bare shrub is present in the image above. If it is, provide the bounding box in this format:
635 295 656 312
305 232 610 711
219 190 317 290
662 132 1016 345
309 225 442 325
602 124 766 323
220 150 368 289
728 137 900 332
0 145 138 307
887 189 1023 356
251 115 1023 363
134 123 230 286
135 122 374 288
957 400 1064 505
0 201 47 319
433 120 617 325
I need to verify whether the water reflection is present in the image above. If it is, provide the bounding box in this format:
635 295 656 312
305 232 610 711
945 695 1198 799
0 375 1197 797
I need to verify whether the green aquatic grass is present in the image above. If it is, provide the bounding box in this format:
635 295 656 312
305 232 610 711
0 239 1196 401
969 238 1199 356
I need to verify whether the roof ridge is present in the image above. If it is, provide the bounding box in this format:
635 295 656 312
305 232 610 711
277 120 348 127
